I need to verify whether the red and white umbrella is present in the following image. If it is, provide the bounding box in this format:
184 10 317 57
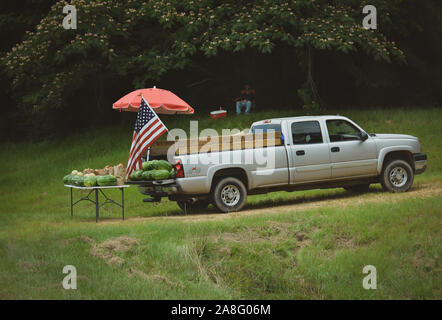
113 87 194 115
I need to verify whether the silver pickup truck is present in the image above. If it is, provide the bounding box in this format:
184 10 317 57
136 115 427 213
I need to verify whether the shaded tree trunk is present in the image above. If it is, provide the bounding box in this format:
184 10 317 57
306 44 320 105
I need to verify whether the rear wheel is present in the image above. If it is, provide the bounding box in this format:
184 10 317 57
211 177 247 213
380 159 414 192
177 198 210 214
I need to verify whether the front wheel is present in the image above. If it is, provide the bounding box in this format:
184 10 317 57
380 159 414 193
211 177 247 213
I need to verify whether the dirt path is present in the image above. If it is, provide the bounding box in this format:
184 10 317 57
101 182 442 224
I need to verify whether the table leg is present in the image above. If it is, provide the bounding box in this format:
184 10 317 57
70 187 73 217
95 189 99 223
122 188 125 221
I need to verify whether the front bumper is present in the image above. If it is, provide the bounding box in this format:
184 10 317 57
414 153 427 174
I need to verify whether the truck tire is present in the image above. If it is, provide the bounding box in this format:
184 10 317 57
177 198 210 214
211 177 247 213
343 184 370 193
380 159 414 193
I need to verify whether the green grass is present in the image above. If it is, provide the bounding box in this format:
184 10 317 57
0 107 441 299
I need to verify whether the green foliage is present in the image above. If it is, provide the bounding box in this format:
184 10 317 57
297 88 321 113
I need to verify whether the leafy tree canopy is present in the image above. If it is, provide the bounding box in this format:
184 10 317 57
2 0 407 121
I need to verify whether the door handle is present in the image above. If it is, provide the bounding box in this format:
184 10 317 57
296 150 305 156
331 147 340 152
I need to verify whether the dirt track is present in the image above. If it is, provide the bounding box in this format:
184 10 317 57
101 182 442 224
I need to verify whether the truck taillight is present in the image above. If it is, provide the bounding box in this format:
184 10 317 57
175 160 184 178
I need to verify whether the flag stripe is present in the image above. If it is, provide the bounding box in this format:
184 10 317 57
125 96 167 180
127 119 161 166
126 127 167 176
132 127 167 168
126 131 138 168
128 126 166 175
125 109 163 169
126 121 163 173
128 118 159 160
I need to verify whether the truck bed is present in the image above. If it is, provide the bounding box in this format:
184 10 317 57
149 132 282 156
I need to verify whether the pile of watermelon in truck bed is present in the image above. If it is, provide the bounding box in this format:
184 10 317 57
128 160 176 181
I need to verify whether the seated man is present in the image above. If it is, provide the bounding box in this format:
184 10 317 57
235 84 255 115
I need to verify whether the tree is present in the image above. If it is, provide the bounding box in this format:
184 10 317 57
2 0 407 130
0 0 53 136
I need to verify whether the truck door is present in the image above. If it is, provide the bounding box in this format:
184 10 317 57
288 120 332 183
325 119 378 178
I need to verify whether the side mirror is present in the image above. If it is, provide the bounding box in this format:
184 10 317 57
360 131 369 141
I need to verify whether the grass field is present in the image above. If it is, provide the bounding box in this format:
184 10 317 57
0 107 441 299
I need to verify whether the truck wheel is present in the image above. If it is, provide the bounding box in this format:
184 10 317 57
380 159 414 193
212 177 247 213
343 184 370 193
177 198 210 214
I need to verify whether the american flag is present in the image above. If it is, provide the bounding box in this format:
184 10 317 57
125 96 168 180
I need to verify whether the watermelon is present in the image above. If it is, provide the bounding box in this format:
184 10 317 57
142 170 152 180
153 160 172 171
63 174 73 185
84 175 97 187
169 169 176 179
97 175 117 186
151 169 170 180
134 170 143 180
142 161 154 171
129 170 143 181
149 160 159 170
71 175 84 187
129 171 138 181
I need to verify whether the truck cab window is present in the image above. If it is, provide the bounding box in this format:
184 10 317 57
250 124 281 134
291 121 323 145
326 120 361 142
